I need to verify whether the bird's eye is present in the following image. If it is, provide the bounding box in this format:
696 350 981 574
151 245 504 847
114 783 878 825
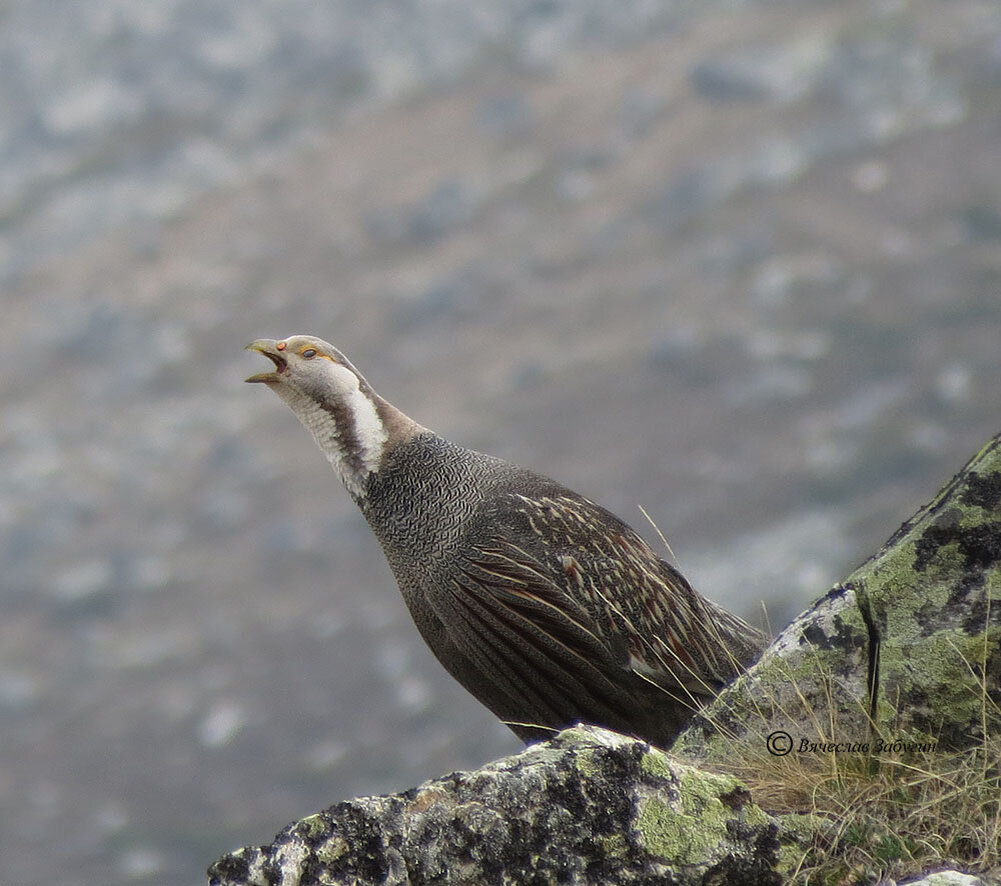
301 348 317 359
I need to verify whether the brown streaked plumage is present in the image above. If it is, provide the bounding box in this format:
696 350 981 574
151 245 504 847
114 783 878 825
246 335 765 746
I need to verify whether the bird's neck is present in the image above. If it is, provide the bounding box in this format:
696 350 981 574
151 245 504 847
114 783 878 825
272 382 423 501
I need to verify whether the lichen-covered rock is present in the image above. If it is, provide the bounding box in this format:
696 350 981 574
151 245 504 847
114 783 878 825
676 432 1001 762
208 726 781 886
859 435 1001 747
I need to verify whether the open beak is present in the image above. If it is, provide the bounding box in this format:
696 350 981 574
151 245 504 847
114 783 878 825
245 339 288 383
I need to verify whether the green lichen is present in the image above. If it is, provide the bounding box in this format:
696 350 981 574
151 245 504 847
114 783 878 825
557 725 619 779
876 627 998 730
882 627 992 682
679 768 742 817
600 831 629 860
635 768 742 864
296 813 330 840
775 812 828 876
777 812 826 839
742 801 772 829
640 747 674 780
863 555 952 628
985 569 1001 602
575 748 600 779
637 796 691 862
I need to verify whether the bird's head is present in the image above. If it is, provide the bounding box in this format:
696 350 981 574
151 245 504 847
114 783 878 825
246 334 357 393
246 335 420 500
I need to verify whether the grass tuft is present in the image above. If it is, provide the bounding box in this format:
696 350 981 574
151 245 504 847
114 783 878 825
705 631 1001 884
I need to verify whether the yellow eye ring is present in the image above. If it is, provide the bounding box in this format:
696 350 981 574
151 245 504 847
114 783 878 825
301 348 317 359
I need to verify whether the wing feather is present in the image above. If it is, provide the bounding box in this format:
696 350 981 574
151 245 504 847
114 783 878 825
443 552 643 731
460 491 763 704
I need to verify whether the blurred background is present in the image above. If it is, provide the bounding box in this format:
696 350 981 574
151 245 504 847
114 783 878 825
1 1 1000 883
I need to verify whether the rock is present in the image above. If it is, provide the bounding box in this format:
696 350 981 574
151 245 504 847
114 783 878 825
676 432 1001 761
208 726 781 886
905 872 999 886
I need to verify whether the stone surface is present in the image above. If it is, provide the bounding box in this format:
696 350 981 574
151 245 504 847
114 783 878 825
208 726 781 886
676 432 1001 761
905 872 999 886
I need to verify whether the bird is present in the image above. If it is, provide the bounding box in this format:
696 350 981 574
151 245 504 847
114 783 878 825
246 335 765 747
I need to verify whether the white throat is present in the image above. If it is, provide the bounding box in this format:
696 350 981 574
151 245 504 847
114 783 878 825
274 364 388 500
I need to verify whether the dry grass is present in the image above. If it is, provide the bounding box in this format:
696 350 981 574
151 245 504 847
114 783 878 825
753 733 1001 884
709 625 1001 884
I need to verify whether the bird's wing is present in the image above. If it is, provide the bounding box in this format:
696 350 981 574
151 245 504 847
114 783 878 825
443 530 640 732
447 492 760 707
